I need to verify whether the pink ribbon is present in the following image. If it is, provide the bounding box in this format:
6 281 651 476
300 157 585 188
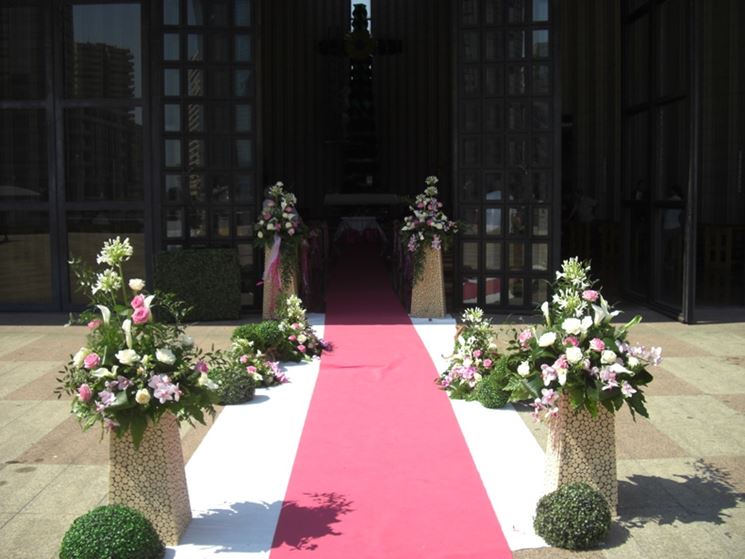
264 234 282 313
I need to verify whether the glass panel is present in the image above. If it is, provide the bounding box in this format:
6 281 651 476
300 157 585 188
463 66 480 96
507 31 526 60
656 206 684 307
187 104 204 131
236 139 253 167
188 34 203 61
507 136 527 166
507 65 526 95
656 101 688 199
484 31 503 61
164 33 180 60
531 278 548 305
236 211 253 237
508 206 527 235
485 208 502 235
66 210 145 304
532 242 548 270
238 242 254 266
207 1 229 27
461 207 480 236
462 0 479 26
532 30 549 58
187 139 205 169
532 0 549 22
164 69 180 95
165 139 181 167
65 108 143 201
484 172 502 201
626 210 650 295
484 66 502 96
532 64 551 95
235 0 251 26
532 207 549 236
187 68 204 96
164 104 181 132
461 172 480 202
484 0 501 25
485 277 501 304
532 171 550 202
65 4 142 98
485 242 501 270
209 105 231 130
532 100 550 129
463 31 480 63
507 102 527 130
0 110 48 201
484 100 502 131
209 68 231 97
209 137 231 168
188 174 205 201
235 69 252 96
164 174 182 202
0 5 45 99
235 175 254 203
532 134 551 166
624 112 649 199
507 171 526 201
463 101 481 133
235 35 251 61
164 0 180 25
625 15 649 107
0 211 51 304
213 210 230 237
658 0 687 97
209 34 230 62
508 278 524 305
462 137 480 168
166 208 183 238
188 0 203 25
462 241 479 271
236 105 252 132
508 242 525 270
484 136 503 166
462 276 479 304
188 208 207 238
211 175 231 202
506 0 526 23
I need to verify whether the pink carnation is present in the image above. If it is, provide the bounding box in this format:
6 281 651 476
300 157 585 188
563 335 579 347
246 365 257 374
582 290 600 302
297 344 306 353
87 319 102 330
473 349 482 358
483 359 493 369
78 383 92 402
130 294 145 309
239 355 249 364
518 328 534 347
195 360 209 373
83 353 101 370
288 335 297 342
132 306 150 324
589 338 606 352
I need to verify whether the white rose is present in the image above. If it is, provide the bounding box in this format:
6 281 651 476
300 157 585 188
72 347 91 368
627 356 640 368
297 334 307 344
601 350 617 365
266 223 274 231
538 332 557 347
580 316 593 334
156 348 176 365
257 231 264 238
128 278 145 292
135 388 151 405
562 318 582 335
285 222 292 229
178 334 194 348
116 349 141 366
566 346 584 364
517 360 531 377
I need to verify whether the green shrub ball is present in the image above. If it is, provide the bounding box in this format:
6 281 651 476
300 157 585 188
476 372 510 409
211 366 256 405
59 504 164 559
232 321 298 362
534 483 611 550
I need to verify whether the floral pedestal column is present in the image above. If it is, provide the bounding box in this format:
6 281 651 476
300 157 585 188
109 413 191 545
410 247 446 318
544 395 618 514
262 246 297 319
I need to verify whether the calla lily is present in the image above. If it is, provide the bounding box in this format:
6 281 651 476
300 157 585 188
122 319 133 349
592 296 620 326
96 304 111 325
144 295 155 310
541 301 551 326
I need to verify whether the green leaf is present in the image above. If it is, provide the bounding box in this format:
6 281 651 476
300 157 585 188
129 414 149 449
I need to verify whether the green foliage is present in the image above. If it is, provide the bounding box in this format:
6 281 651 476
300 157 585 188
534 483 611 550
59 504 164 559
154 249 241 321
232 321 298 362
476 356 510 409
207 352 257 405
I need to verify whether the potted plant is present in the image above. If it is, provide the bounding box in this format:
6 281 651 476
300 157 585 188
56 237 217 545
401 176 458 317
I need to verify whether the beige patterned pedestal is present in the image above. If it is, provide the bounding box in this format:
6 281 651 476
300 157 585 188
544 395 618 514
262 246 297 319
411 247 446 318
109 413 191 545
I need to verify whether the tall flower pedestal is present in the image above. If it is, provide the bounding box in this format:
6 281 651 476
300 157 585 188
262 246 297 319
544 395 618 515
109 413 191 545
411 247 446 318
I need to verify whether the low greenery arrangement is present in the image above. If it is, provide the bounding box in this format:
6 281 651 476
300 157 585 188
474 357 511 409
277 294 328 360
439 308 500 400
57 237 217 448
400 176 458 281
534 483 611 549
154 248 241 321
59 504 164 559
232 320 296 362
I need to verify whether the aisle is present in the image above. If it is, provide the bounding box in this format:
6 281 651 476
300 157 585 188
270 248 512 558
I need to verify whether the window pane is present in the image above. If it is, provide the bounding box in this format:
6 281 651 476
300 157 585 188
507 31 526 59
165 139 181 168
485 242 501 270
507 0 526 23
236 210 253 237
164 69 180 95
507 65 526 95
485 208 502 235
507 171 526 202
532 100 550 129
532 64 551 95
0 5 45 99
235 69 252 96
164 174 182 202
463 31 480 63
461 207 480 236
532 30 549 58
187 0 203 25
235 175 254 203
65 108 143 201
164 34 180 61
188 208 207 238
236 139 253 167
208 34 229 62
462 241 479 271
532 171 551 202
164 104 181 132
208 68 231 97
65 4 142 98
208 105 231 131
461 0 479 26
532 242 548 270
463 276 479 305
236 105 252 132
207 1 229 27
484 172 502 201
188 174 205 202
533 0 549 22
188 34 203 61
213 210 230 237
188 139 205 169
484 31 503 61
532 207 550 236
0 211 51 304
531 278 548 305
0 110 48 201
187 68 204 96
166 208 183 238
164 0 180 25
508 278 524 305
235 0 251 26
460 172 479 202
235 35 252 61
485 277 501 304
187 104 204 131
508 242 525 270
508 207 527 235
211 175 231 202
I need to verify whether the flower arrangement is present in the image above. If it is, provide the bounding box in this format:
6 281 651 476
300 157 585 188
277 294 328 360
439 308 500 400
501 258 662 421
56 237 217 448
401 176 458 281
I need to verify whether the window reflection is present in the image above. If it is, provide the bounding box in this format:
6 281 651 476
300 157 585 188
0 5 45 100
0 110 48 201
0 211 52 304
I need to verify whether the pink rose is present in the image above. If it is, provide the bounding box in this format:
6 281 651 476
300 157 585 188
78 383 92 402
297 344 306 353
87 319 102 330
582 290 600 302
483 359 493 369
291 323 301 330
589 338 606 352
563 336 579 347
288 335 297 342
239 355 249 364
246 365 257 374
83 353 101 370
473 349 482 358
132 306 150 324
195 360 208 373
130 294 145 309
553 355 569 370
518 329 534 347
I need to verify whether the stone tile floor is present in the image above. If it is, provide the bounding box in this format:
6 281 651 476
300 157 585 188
1 310 744 558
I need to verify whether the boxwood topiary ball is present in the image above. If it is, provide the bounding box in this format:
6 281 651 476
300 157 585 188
59 504 164 559
476 371 510 409
534 483 611 550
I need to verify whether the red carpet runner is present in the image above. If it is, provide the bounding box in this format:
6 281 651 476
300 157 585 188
270 247 512 558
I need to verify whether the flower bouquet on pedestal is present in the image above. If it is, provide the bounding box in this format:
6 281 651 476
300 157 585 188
256 181 306 318
402 176 458 317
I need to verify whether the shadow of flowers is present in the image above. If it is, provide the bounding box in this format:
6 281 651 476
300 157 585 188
272 492 355 551
618 459 745 529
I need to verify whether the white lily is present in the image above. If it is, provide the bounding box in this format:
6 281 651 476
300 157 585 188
122 319 133 349
96 304 111 325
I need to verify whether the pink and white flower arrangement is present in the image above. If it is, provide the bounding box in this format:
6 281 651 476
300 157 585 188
255 181 304 242
57 237 217 448
500 257 662 422
278 294 328 360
